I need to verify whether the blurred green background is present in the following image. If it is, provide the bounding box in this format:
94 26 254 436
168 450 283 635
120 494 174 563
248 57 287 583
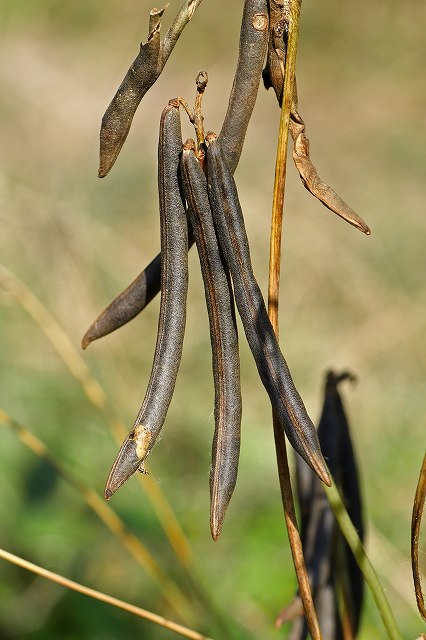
0 0 425 638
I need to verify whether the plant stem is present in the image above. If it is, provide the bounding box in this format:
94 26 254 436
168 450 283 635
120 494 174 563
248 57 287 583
324 479 403 640
267 1 322 638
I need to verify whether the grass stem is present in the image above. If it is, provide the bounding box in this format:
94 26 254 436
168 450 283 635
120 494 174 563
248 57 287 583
324 479 403 640
0 547 212 640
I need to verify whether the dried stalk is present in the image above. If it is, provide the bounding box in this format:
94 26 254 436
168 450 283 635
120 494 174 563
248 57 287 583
266 1 323 638
412 453 426 621
0 548 212 640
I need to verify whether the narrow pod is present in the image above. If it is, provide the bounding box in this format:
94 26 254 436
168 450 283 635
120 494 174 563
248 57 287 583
181 141 242 540
105 101 188 498
205 134 330 486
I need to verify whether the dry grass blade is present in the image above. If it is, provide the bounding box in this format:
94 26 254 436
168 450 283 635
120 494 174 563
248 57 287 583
0 264 196 585
0 548 212 640
0 409 195 624
412 453 426 621
267 0 322 637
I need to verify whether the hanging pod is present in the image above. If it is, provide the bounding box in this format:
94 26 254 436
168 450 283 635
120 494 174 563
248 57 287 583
83 0 269 347
105 101 188 498
205 134 330 487
181 142 242 540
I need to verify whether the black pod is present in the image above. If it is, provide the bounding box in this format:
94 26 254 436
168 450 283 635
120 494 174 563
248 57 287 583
206 135 330 487
181 142 242 540
105 101 188 498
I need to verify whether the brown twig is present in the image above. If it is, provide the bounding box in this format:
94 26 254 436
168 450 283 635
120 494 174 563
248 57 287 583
412 453 426 621
267 1 323 638
0 547 212 640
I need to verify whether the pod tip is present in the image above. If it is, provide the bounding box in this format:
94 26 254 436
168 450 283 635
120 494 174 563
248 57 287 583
104 431 147 500
81 333 91 350
210 518 223 542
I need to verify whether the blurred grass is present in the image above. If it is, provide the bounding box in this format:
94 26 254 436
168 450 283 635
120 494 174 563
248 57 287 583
0 0 425 638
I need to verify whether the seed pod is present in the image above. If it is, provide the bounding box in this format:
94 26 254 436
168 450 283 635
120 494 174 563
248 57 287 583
320 371 364 636
82 230 195 349
180 141 242 540
206 135 330 487
105 101 188 498
219 0 269 174
99 1 205 177
99 8 164 178
85 1 269 345
81 252 161 349
279 371 364 637
262 1 288 106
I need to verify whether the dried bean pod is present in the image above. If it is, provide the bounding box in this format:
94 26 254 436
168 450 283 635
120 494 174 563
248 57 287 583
218 0 269 174
206 135 330 486
99 1 204 177
283 371 364 637
181 142 241 540
82 252 161 349
82 230 195 349
105 101 188 498
85 0 269 344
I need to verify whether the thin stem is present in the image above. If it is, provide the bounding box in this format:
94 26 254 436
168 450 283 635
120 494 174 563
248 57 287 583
267 1 322 638
324 480 403 640
0 547 212 640
411 453 426 621
161 0 205 64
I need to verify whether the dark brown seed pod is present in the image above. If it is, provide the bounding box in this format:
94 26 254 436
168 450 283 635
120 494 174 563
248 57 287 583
180 141 242 541
262 0 288 106
99 8 164 179
104 101 188 498
206 134 330 487
81 252 161 349
280 371 364 637
86 1 269 343
81 230 195 349
218 0 269 175
98 1 204 178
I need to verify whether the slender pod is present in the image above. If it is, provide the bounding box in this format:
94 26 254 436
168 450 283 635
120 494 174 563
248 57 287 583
82 231 195 349
99 1 205 177
82 252 161 349
105 101 188 498
206 134 330 486
180 142 241 540
279 371 364 637
218 0 269 174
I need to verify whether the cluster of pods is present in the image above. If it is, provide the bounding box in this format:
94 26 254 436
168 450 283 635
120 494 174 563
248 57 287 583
82 0 370 540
